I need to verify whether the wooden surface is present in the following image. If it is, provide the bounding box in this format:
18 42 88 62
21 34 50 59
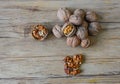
0 0 120 84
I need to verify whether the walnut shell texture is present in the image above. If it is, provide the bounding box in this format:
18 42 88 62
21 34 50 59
76 26 88 40
86 11 98 22
52 24 63 38
74 9 85 19
66 36 80 47
57 8 71 22
88 22 102 35
81 38 91 48
69 15 83 25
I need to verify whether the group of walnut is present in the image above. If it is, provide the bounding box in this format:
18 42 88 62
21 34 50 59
53 8 102 48
32 8 102 48
32 8 102 76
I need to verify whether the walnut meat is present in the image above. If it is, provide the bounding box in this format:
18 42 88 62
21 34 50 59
66 36 80 47
57 8 71 22
81 38 91 48
88 22 102 35
76 26 88 40
73 54 83 65
64 54 83 75
69 15 83 25
52 24 63 38
62 23 76 37
74 9 85 19
32 24 48 41
86 11 98 22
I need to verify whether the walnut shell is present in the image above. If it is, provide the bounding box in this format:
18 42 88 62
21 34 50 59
52 24 63 38
66 36 80 47
81 38 91 48
57 8 71 22
32 24 48 41
74 9 85 19
62 23 77 37
69 15 83 25
82 21 88 29
76 26 88 40
88 22 102 35
86 11 98 22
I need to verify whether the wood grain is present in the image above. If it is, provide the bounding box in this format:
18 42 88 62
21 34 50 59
0 0 120 84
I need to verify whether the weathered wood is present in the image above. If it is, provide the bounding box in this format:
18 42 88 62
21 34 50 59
0 0 120 84
0 0 120 23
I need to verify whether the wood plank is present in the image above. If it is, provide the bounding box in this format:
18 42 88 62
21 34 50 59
0 56 120 83
0 23 120 57
0 76 120 84
0 0 120 23
0 56 120 77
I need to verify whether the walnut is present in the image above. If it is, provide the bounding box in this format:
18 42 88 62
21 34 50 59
74 9 85 19
66 36 80 47
69 15 83 25
86 11 98 22
76 26 88 40
88 22 102 35
62 23 77 37
32 24 48 41
81 38 91 48
52 24 63 38
64 54 83 76
82 21 88 29
57 8 71 22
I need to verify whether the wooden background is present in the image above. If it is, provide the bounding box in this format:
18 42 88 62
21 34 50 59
0 0 120 84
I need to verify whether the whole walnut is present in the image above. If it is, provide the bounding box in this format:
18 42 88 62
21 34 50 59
57 8 71 22
62 23 77 37
66 36 80 47
76 26 88 40
81 38 91 48
69 15 83 25
52 24 63 38
86 11 98 22
88 22 102 35
74 9 85 19
82 21 88 29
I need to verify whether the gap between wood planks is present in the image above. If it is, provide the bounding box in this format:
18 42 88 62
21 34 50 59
0 73 120 80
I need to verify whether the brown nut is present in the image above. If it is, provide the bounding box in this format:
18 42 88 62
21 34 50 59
81 38 91 48
52 24 63 38
73 54 83 64
57 8 71 22
63 54 83 76
32 24 48 41
66 36 80 47
70 69 80 76
88 22 102 35
69 15 83 25
82 21 88 29
63 56 73 63
74 9 86 19
86 11 98 22
62 23 77 37
76 26 88 40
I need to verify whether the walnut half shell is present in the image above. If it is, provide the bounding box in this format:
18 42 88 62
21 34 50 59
62 23 77 37
32 24 48 41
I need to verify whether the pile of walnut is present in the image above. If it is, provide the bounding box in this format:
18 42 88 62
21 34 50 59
52 8 102 48
64 54 83 75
